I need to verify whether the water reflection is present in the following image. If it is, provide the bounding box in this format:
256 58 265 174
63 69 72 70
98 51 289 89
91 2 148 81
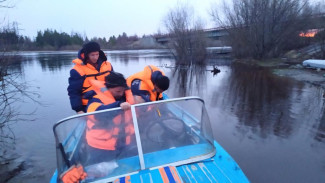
6 55 28 74
314 89 325 142
212 62 325 140
7 53 74 74
171 65 207 97
108 52 133 65
224 63 299 138
37 54 73 72
316 114 325 142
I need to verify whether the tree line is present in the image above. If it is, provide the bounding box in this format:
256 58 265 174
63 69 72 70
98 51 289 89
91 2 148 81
0 26 141 51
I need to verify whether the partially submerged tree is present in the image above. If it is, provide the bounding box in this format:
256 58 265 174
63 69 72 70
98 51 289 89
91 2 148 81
211 0 314 59
164 3 207 65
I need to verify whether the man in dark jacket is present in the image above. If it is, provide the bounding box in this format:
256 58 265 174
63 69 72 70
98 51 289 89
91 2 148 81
67 42 113 113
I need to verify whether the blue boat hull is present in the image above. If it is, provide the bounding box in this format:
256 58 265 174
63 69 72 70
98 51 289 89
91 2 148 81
50 141 249 183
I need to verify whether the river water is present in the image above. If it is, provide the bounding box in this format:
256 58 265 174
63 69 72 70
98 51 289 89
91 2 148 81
2 50 325 183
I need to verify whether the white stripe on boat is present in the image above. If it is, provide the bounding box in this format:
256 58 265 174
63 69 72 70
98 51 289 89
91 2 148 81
149 173 153 183
198 162 218 183
182 166 194 183
213 161 232 183
186 165 198 183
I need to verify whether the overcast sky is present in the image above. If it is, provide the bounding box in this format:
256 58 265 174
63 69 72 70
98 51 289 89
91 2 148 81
0 0 219 39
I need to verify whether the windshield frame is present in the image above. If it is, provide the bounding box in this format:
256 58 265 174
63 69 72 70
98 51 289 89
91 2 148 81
53 96 216 182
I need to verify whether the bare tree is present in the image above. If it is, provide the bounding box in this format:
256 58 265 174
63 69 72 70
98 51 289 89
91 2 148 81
164 3 207 65
314 2 325 58
211 0 314 59
0 1 38 164
0 54 39 163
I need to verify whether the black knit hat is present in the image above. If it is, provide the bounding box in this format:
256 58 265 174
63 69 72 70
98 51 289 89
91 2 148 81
105 72 128 88
155 75 169 91
82 41 101 56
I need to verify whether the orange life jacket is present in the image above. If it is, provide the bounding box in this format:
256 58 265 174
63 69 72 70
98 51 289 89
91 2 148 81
86 80 135 151
126 65 164 101
71 58 113 106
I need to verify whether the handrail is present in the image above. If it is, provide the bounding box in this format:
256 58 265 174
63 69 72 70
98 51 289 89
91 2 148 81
53 96 203 130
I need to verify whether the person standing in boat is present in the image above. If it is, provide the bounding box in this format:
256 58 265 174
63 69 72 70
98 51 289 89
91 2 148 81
67 41 113 114
126 65 169 103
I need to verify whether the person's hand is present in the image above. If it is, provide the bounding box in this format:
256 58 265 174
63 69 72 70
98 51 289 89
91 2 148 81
120 102 131 110
77 111 84 114
60 164 87 183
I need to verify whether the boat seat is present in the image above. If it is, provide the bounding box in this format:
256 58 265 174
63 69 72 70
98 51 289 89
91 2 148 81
113 166 183 183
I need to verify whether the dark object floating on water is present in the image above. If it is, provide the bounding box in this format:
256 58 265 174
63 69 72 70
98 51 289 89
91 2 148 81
209 66 220 76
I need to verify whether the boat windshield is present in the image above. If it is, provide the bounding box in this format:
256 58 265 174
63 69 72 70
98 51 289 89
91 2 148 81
53 97 215 182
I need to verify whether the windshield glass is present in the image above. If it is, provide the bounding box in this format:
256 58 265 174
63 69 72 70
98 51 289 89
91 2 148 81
53 97 215 182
